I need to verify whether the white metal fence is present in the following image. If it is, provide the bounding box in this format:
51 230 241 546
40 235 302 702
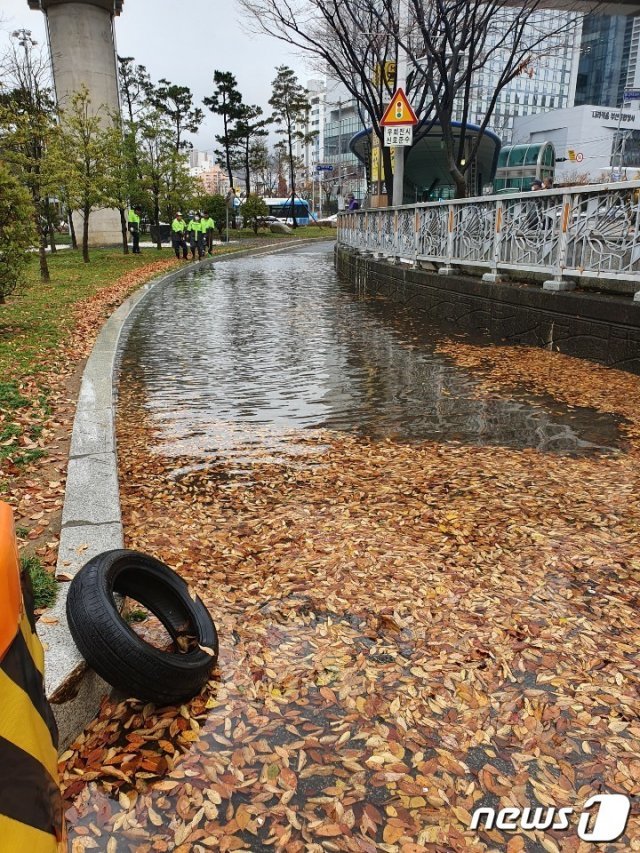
337 181 640 293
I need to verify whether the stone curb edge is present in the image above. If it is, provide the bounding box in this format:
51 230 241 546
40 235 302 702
41 238 328 749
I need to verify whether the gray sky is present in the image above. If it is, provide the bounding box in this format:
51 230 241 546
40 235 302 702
1 0 313 150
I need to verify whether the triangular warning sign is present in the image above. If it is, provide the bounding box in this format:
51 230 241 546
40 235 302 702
380 88 419 126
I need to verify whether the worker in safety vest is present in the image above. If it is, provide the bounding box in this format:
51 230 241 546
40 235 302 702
0 501 63 850
187 213 205 260
201 212 215 255
171 212 188 260
128 206 142 254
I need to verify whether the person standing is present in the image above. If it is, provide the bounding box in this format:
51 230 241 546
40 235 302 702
128 206 142 254
346 193 360 211
542 177 554 190
171 212 188 260
202 211 215 255
187 213 205 260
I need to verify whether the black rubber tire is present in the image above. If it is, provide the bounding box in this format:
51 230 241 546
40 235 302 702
66 549 218 705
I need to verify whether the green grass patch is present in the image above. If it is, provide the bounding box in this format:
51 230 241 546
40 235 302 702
21 554 58 609
15 448 46 466
0 248 175 469
0 381 29 411
231 225 334 241
0 423 21 440
124 608 148 624
2 248 175 385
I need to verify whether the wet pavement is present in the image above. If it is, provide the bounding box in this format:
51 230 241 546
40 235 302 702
62 243 640 852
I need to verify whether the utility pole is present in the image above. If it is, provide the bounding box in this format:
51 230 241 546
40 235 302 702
614 101 625 181
337 99 344 209
392 0 409 207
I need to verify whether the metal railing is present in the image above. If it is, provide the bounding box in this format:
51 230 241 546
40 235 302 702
337 181 640 292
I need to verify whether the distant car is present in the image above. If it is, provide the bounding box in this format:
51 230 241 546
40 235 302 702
255 215 280 228
317 213 338 226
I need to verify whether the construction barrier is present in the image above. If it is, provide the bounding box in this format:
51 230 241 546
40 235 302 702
0 501 63 851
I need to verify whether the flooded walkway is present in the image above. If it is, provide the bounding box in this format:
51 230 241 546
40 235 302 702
62 244 640 851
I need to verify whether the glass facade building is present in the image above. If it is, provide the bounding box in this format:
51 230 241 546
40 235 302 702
452 9 581 143
573 15 633 108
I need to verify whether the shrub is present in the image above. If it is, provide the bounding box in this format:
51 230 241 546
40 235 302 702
0 161 37 303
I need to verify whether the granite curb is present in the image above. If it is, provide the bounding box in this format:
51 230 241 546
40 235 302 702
42 238 327 749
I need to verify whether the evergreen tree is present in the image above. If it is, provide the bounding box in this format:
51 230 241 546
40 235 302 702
230 105 270 195
148 79 203 152
0 160 36 303
269 66 314 227
117 55 152 183
241 194 269 235
117 56 152 125
137 110 198 248
203 71 245 188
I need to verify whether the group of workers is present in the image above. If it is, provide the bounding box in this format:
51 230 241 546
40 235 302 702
127 208 217 260
171 211 216 260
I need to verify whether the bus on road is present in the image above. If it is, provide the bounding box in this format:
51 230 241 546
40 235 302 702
263 197 311 225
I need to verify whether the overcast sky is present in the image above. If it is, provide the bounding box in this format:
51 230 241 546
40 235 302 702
1 0 313 150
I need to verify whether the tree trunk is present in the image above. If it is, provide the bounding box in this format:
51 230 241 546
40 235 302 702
288 133 297 228
451 167 468 199
46 202 57 253
34 207 50 282
244 141 250 197
154 194 161 250
38 236 50 282
381 146 394 203
82 203 90 263
67 204 78 250
119 207 129 254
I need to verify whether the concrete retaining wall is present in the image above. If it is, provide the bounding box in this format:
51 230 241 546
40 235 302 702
336 246 640 374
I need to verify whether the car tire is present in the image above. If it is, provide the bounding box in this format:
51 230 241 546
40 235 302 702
66 549 218 705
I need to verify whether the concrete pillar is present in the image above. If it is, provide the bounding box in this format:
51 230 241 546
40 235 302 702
28 1 124 246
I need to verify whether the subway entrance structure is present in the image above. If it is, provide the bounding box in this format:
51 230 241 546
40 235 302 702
28 0 124 246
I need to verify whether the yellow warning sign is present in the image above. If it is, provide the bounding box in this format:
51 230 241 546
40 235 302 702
379 87 418 127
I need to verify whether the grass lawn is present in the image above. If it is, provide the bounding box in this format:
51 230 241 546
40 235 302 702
0 248 176 478
1 248 174 381
227 224 336 241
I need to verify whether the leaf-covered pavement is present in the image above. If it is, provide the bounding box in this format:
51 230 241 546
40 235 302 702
61 342 640 852
2 254 179 568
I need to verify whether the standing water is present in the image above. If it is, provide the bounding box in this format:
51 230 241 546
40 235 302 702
116 242 622 464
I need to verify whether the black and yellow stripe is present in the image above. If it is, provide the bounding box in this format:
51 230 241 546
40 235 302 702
0 595 63 851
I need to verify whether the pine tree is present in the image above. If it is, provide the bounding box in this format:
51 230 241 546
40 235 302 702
203 71 245 188
269 66 314 227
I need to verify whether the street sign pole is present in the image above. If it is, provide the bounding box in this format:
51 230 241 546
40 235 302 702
615 96 628 181
392 0 409 207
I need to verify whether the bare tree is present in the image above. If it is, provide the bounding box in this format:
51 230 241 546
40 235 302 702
240 0 401 196
378 0 580 197
0 29 55 280
240 0 580 198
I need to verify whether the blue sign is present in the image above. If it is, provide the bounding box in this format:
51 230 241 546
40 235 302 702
623 89 640 101
316 164 334 172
